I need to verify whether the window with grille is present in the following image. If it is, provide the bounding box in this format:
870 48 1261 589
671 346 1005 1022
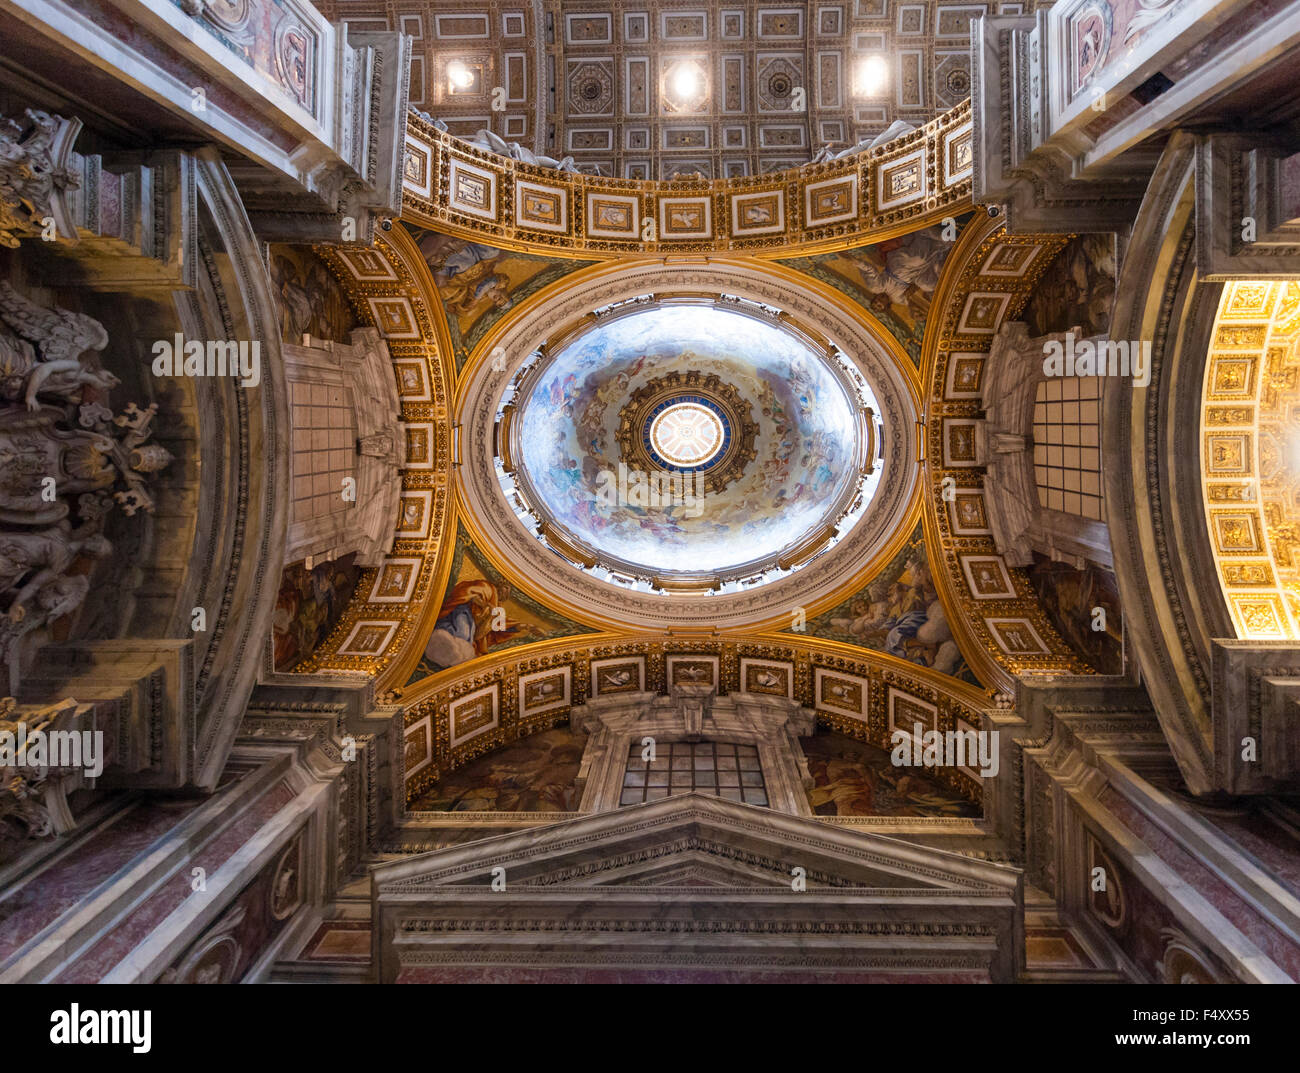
290 379 356 524
1033 377 1102 520
620 741 768 807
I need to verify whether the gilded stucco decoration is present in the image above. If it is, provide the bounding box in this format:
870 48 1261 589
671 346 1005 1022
921 213 1091 691
1200 280 1300 639
400 99 973 257
276 135 1106 757
399 632 993 808
288 230 455 678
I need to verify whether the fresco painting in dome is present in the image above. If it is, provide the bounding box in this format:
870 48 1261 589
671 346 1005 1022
795 523 980 686
1019 233 1116 338
408 525 596 685
1027 553 1123 675
409 727 588 812
407 226 596 370
779 218 968 365
516 304 863 576
272 553 363 672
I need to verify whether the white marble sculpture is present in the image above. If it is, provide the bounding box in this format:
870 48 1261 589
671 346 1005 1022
811 119 917 163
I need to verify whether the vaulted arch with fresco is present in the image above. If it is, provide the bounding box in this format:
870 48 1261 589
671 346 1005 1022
3 0 1299 991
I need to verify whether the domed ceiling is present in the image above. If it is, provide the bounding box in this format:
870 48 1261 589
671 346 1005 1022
511 300 880 583
457 259 919 633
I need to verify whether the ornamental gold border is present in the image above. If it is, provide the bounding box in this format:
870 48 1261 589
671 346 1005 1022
919 213 1090 692
401 99 974 260
455 254 924 415
288 229 456 682
1200 280 1300 639
398 631 994 808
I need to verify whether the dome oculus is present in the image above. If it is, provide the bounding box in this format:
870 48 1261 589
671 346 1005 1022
647 398 727 468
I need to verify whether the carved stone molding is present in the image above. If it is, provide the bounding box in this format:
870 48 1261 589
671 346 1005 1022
970 5 1287 235
1196 136 1300 280
1210 640 1300 793
401 101 974 257
282 327 403 569
976 320 1112 569
371 792 1023 983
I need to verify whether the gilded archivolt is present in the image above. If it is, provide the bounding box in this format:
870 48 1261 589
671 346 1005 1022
922 215 1089 690
1201 280 1300 639
401 100 974 258
290 231 454 678
399 633 992 807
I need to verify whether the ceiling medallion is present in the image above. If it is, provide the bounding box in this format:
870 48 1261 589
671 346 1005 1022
616 372 758 494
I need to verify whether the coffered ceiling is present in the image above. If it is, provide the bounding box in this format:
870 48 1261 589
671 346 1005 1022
317 0 1009 178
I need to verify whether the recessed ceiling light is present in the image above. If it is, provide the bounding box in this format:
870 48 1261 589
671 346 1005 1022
447 61 474 91
667 61 703 104
856 55 889 97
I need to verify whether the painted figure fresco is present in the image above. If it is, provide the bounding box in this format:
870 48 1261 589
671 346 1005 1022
1071 0 1182 97
516 304 866 575
1019 233 1116 338
409 526 594 684
800 731 980 817
406 225 594 370
272 553 363 671
269 244 358 344
410 727 588 812
779 217 968 364
424 578 532 668
797 524 979 686
1027 553 1123 675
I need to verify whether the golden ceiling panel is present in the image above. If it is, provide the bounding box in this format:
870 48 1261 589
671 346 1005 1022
920 214 1089 692
400 99 973 258
1201 280 1300 639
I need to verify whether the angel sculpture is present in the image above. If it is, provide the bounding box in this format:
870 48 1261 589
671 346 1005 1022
462 128 579 173
0 282 117 410
410 108 448 131
811 120 917 163
0 520 112 623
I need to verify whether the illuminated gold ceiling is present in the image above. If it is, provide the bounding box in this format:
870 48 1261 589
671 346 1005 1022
1201 280 1300 639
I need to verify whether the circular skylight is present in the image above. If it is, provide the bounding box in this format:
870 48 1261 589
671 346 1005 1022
648 399 726 468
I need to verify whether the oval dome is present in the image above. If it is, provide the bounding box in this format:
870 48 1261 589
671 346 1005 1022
512 299 876 582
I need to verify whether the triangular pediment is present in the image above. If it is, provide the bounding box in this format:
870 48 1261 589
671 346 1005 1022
372 795 1024 983
376 793 1014 893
